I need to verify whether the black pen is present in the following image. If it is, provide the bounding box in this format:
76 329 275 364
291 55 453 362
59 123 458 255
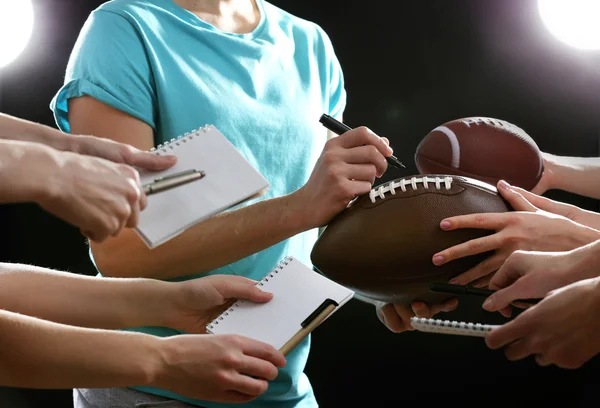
429 282 541 305
319 114 406 170
142 169 205 196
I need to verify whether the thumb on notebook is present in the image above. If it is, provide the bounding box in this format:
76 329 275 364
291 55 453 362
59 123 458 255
128 150 178 171
211 275 274 303
166 275 274 334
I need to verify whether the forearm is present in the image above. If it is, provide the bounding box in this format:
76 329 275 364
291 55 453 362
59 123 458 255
0 309 160 389
93 192 311 279
544 153 600 199
0 263 175 329
0 113 72 151
68 96 315 280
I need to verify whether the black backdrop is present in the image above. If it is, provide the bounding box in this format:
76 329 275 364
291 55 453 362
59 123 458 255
1 0 599 407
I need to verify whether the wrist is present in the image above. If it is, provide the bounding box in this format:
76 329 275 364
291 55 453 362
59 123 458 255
31 146 69 204
573 224 600 248
133 334 167 388
119 278 179 329
155 281 186 330
540 152 558 190
38 126 74 152
285 188 319 232
148 336 181 389
59 133 85 154
21 143 66 204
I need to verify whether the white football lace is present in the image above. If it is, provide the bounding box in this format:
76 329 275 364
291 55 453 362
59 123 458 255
369 176 453 203
461 117 524 134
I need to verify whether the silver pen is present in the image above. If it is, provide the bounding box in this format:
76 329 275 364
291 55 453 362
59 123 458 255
142 169 205 195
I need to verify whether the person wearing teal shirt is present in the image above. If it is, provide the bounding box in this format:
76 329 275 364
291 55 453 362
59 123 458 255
51 0 448 406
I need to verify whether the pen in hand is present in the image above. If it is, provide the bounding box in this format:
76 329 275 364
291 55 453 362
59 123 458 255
429 282 541 305
143 169 205 196
319 114 406 170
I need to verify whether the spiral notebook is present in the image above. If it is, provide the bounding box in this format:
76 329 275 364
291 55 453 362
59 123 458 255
411 317 500 338
135 125 269 248
206 256 355 354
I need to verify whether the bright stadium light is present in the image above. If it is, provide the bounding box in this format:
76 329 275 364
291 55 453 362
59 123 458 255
0 1 35 69
538 0 600 51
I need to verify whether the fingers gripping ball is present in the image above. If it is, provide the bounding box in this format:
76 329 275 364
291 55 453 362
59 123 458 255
310 175 512 305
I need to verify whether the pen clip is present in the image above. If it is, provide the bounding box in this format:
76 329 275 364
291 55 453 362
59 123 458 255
301 298 338 328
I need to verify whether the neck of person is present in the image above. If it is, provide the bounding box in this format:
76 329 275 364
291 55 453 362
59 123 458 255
172 0 260 34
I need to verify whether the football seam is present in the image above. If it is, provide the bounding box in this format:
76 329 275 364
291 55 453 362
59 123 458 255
430 125 461 168
457 117 537 147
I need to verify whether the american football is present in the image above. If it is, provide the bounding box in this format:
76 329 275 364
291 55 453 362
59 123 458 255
415 117 544 191
310 175 511 305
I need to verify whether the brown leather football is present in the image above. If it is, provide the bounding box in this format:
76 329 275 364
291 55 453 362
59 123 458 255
310 175 511 305
415 117 544 191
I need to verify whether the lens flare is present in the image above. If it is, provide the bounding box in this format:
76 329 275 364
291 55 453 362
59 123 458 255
0 1 35 69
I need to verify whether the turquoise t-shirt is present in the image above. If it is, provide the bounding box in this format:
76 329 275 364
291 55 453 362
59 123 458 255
50 0 346 407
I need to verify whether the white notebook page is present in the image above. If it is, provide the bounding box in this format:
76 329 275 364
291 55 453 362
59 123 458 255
135 125 269 248
206 256 354 350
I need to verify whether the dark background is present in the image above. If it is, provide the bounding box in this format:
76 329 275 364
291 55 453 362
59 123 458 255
1 0 600 406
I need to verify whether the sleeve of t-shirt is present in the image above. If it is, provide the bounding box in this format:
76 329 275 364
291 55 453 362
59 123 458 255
50 9 157 133
327 47 346 120
319 28 347 120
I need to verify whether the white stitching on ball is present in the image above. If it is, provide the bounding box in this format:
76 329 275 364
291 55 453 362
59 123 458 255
369 176 453 203
461 117 526 135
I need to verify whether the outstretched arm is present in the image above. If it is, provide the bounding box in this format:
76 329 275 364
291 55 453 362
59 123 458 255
533 152 600 199
0 263 174 330
0 263 276 334
0 309 285 403
0 309 158 389
0 113 72 150
0 112 175 170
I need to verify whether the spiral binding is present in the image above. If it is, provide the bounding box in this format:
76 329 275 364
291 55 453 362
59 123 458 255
205 256 293 333
369 176 453 203
410 317 497 338
150 125 212 155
